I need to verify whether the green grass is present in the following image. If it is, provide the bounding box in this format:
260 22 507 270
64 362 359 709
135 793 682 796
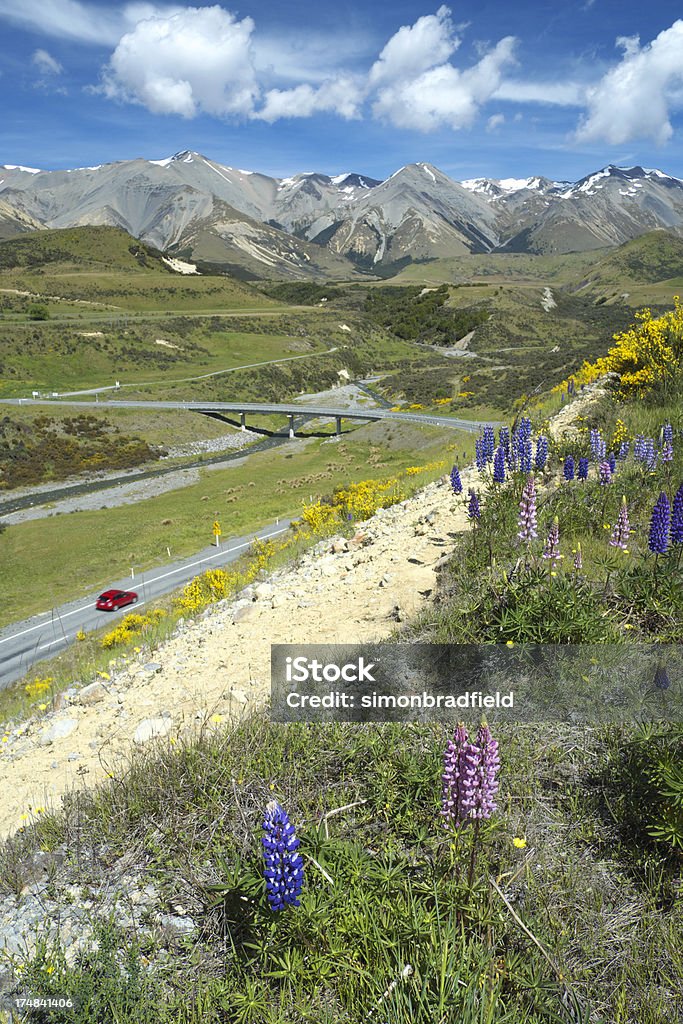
3 712 681 1023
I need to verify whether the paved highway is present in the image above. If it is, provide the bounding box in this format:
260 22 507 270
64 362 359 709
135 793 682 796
0 397 498 432
0 518 292 687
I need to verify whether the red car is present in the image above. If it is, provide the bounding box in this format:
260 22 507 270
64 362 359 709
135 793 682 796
96 589 138 611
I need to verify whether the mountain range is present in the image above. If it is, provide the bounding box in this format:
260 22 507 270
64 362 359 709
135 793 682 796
1 152 682 279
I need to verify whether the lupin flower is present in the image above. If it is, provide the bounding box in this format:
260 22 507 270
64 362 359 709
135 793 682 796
542 516 561 563
644 438 657 471
662 423 674 446
475 438 487 471
671 483 683 545
607 452 616 474
648 492 671 555
654 665 671 691
617 441 630 461
441 723 477 827
563 455 575 481
660 442 674 464
573 542 583 571
518 474 537 541
441 722 499 827
633 434 647 461
493 446 506 484
498 426 510 458
471 722 500 820
467 489 481 521
609 496 630 550
577 457 589 481
519 438 533 474
590 428 606 461
534 435 549 471
599 461 612 486
482 425 496 461
262 801 304 911
450 465 463 494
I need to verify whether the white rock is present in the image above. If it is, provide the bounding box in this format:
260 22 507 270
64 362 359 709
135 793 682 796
133 718 173 744
39 719 78 746
77 682 107 705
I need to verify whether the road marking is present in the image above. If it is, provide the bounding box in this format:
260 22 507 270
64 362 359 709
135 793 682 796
0 525 290 647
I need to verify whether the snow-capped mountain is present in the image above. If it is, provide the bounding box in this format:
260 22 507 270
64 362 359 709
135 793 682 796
1 153 682 276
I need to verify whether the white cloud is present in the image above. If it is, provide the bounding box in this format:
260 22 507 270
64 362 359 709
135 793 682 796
32 49 64 75
101 6 259 118
368 5 458 86
257 77 363 122
576 20 683 144
486 113 504 131
494 80 584 106
372 35 516 132
0 0 126 44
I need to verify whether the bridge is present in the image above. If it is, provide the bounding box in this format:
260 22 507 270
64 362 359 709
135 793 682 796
1 398 498 436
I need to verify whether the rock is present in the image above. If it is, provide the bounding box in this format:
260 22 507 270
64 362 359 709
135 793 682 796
67 752 80 762
379 574 394 588
133 718 173 745
331 538 348 554
39 719 78 746
157 913 196 937
433 554 451 571
228 688 248 705
270 593 288 609
232 604 255 623
142 662 162 674
77 682 107 705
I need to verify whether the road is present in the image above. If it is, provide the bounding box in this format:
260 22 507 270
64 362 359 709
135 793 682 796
0 518 292 688
0 397 498 433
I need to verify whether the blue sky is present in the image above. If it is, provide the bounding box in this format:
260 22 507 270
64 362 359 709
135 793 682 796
2 0 683 181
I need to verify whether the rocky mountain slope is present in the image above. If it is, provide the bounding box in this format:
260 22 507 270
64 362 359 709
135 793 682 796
1 153 683 276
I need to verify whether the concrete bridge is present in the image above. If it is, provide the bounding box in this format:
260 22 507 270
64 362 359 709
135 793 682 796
2 398 498 436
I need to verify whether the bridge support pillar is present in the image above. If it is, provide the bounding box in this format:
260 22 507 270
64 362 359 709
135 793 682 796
288 414 295 439
335 416 342 436
240 411 246 431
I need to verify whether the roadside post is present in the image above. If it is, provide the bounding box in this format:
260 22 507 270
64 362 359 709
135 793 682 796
213 520 222 547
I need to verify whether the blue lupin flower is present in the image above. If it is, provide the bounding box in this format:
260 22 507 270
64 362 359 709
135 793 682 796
590 429 606 461
671 483 683 545
644 438 657 470
662 423 673 446
633 434 647 461
467 489 481 521
493 446 506 484
534 435 549 471
519 438 533 474
498 426 510 457
607 451 616 474
648 492 671 555
617 441 630 461
475 438 487 471
577 457 589 481
482 425 496 460
262 801 304 911
450 465 463 494
654 665 671 690
563 455 575 481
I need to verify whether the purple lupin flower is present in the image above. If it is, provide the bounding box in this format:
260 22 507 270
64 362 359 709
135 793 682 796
498 426 510 458
670 483 683 545
660 442 674 464
262 801 304 911
609 496 631 550
662 423 673 446
470 722 500 820
643 438 657 470
607 451 616 474
441 723 478 828
633 434 647 461
648 492 671 555
518 474 537 541
493 446 506 484
599 461 612 486
577 457 589 481
563 455 575 481
467 489 481 521
450 465 463 494
617 441 630 461
542 516 561 563
573 542 583 571
534 435 549 471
